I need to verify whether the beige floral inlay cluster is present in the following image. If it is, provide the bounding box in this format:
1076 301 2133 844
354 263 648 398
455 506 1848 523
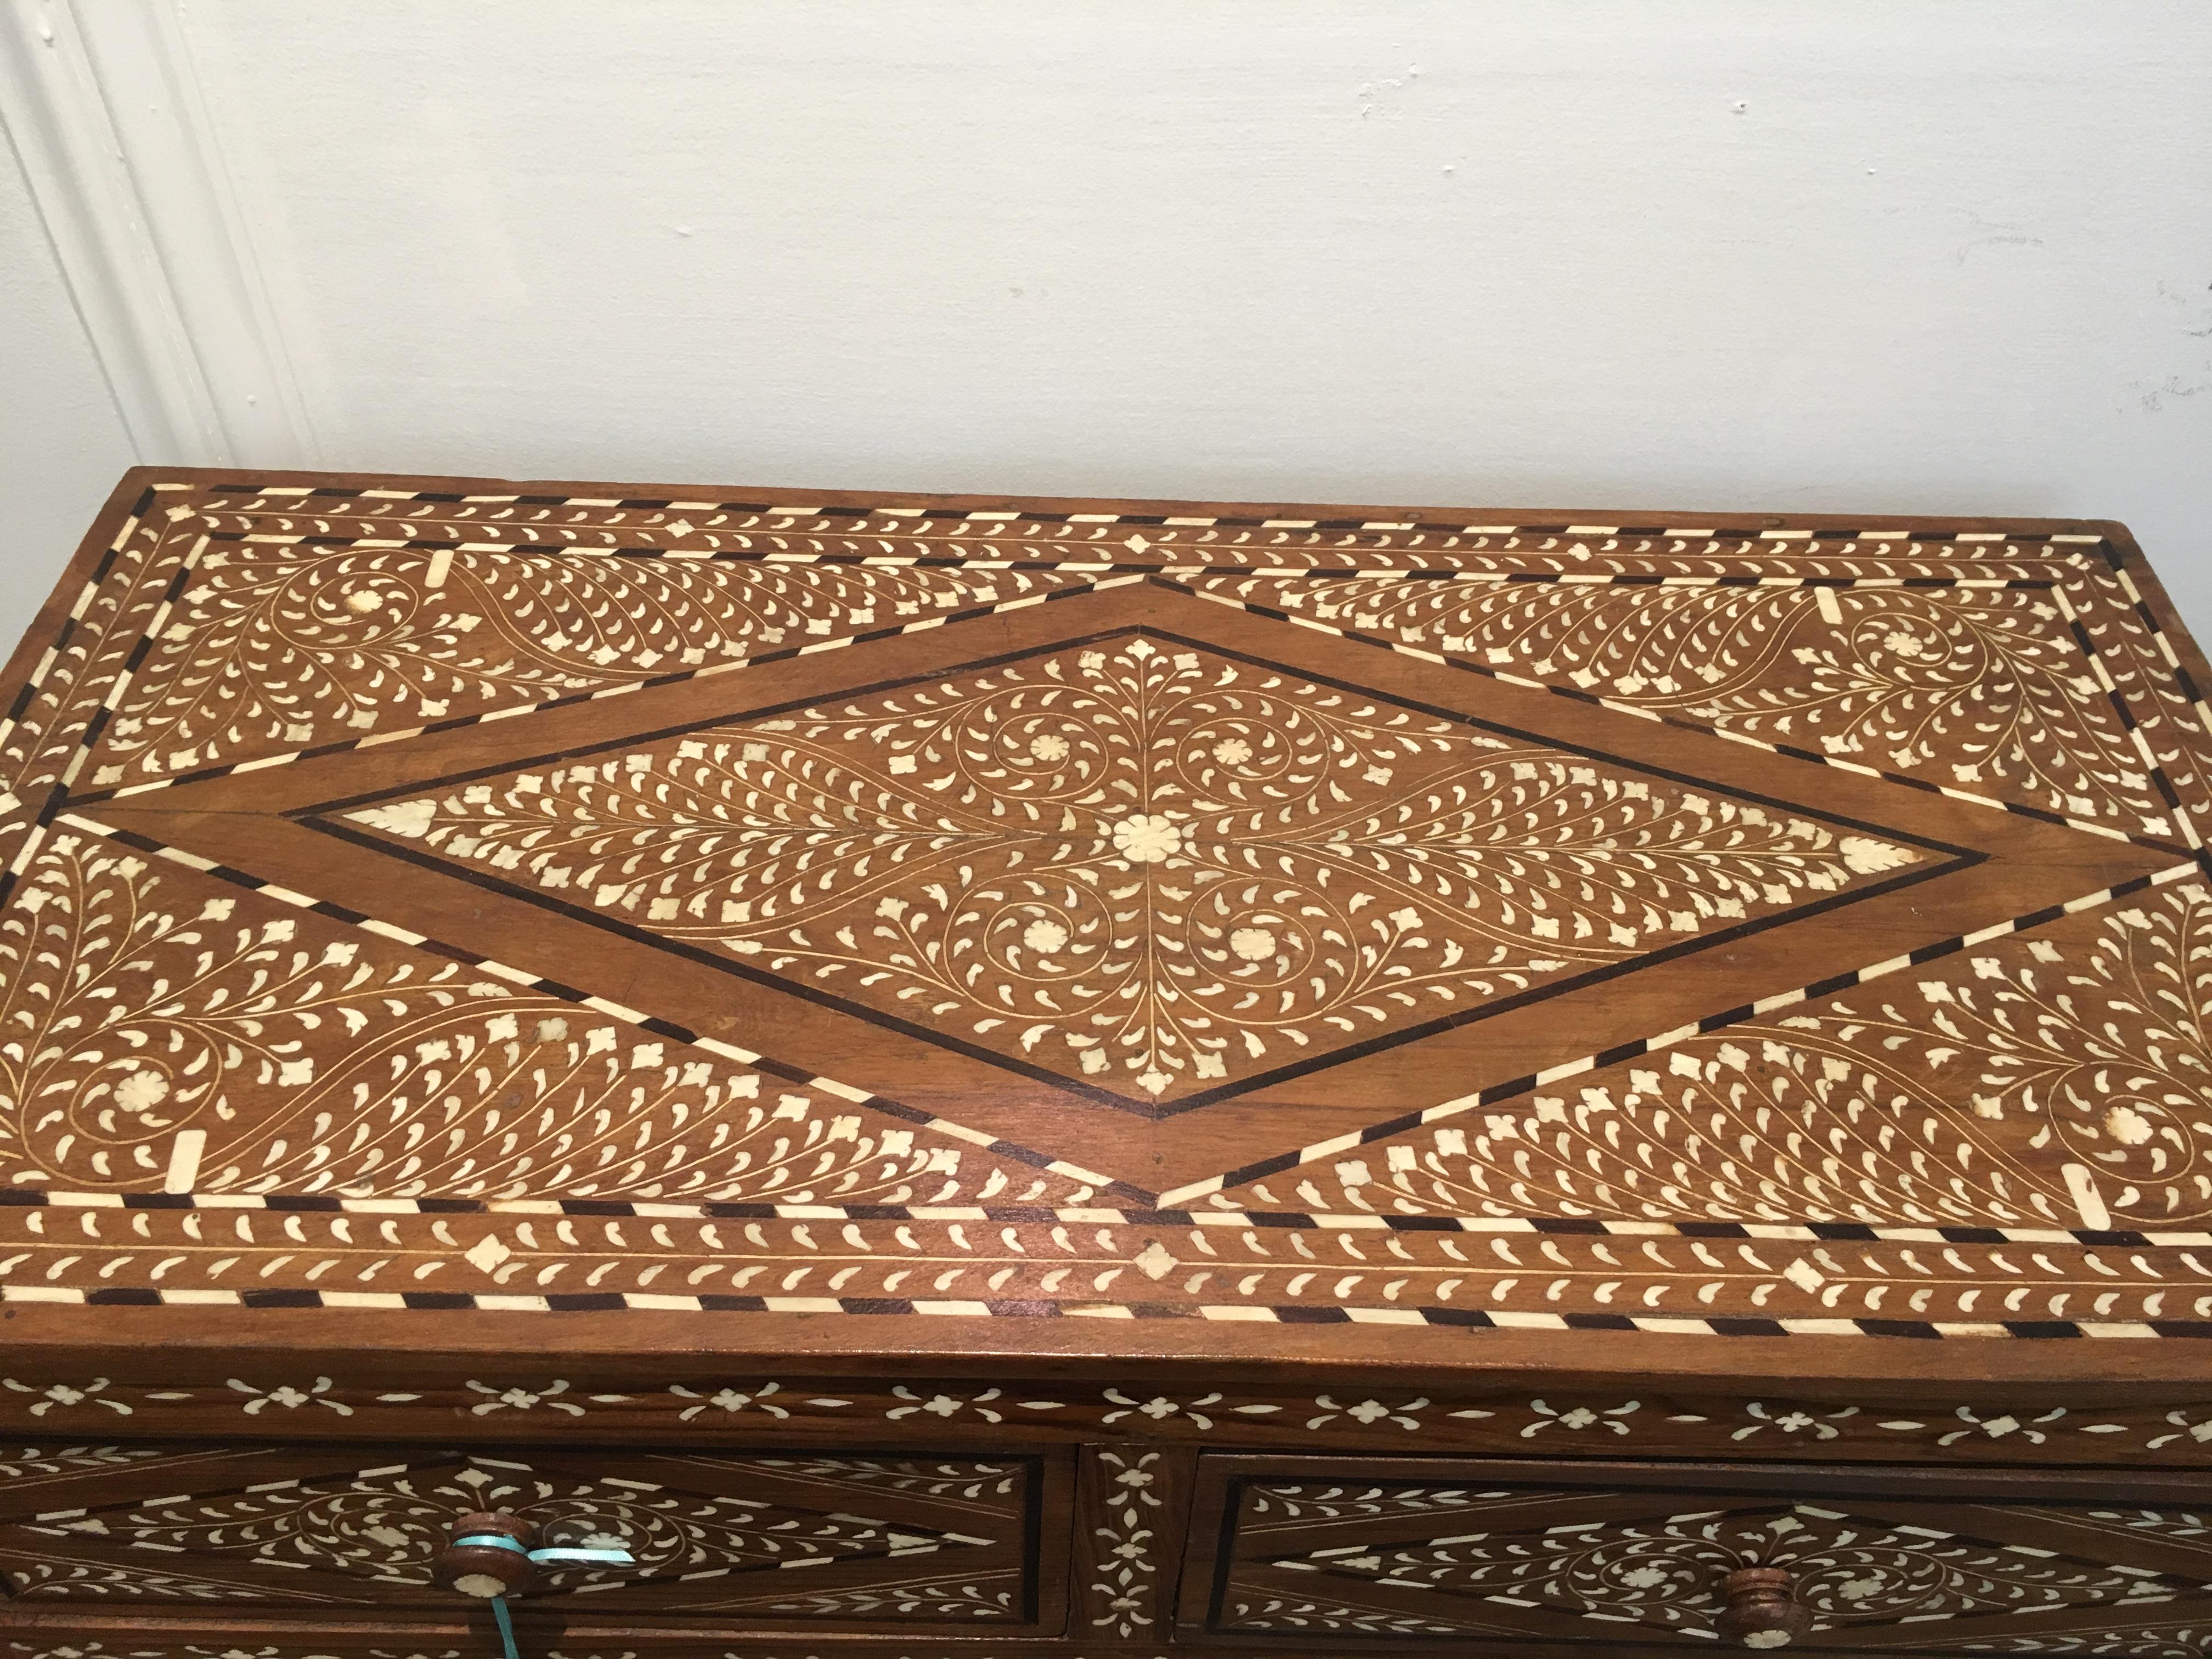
347 635 1921 1102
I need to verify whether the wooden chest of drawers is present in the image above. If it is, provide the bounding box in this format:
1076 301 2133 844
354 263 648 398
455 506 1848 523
3 470 2210 1657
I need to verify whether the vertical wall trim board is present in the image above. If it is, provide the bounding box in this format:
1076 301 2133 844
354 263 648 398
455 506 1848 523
0 0 315 467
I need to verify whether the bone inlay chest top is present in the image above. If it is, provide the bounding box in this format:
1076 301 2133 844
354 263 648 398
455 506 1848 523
6 473 2212 1659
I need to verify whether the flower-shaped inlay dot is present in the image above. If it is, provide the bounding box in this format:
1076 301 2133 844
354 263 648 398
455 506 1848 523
338 634 1923 1107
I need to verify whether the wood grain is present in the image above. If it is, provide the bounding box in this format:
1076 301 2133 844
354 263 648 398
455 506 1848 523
7 470 2212 1655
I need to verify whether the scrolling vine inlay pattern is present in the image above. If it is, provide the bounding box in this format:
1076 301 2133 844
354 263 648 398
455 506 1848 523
327 631 1926 1109
1 475 2209 1347
1220 1489 2199 1641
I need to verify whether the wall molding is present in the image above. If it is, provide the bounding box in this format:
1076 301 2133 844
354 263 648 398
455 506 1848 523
0 0 316 468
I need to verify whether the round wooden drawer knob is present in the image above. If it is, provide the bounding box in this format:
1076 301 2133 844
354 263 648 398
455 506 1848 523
432 1510 538 1600
1715 1565 1813 1649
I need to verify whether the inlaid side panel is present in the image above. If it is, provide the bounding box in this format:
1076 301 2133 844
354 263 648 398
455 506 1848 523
1070 1442 1198 1646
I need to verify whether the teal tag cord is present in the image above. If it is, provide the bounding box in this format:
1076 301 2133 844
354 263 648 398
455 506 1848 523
454 1533 636 1659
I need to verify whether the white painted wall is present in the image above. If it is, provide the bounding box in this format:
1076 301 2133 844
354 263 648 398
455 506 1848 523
5 1 2211 642
1 112 137 617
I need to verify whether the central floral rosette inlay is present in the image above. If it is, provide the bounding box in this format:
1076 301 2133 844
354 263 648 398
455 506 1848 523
343 634 1923 1107
1111 812 1184 864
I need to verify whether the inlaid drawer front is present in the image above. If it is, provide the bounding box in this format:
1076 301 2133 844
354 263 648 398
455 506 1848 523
0 1442 1066 1629
1182 1457 2212 1652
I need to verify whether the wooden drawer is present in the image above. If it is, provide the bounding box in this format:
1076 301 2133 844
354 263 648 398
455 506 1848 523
0 1440 1070 1634
1179 1455 2212 1654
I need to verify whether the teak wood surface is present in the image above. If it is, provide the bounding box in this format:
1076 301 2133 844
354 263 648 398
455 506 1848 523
4 470 2212 1658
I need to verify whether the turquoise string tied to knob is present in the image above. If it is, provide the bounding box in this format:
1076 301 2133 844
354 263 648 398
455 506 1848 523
451 1531 636 1659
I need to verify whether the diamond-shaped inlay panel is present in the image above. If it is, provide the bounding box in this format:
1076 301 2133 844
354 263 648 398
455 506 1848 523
6 477 2207 1349
331 631 1925 1109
